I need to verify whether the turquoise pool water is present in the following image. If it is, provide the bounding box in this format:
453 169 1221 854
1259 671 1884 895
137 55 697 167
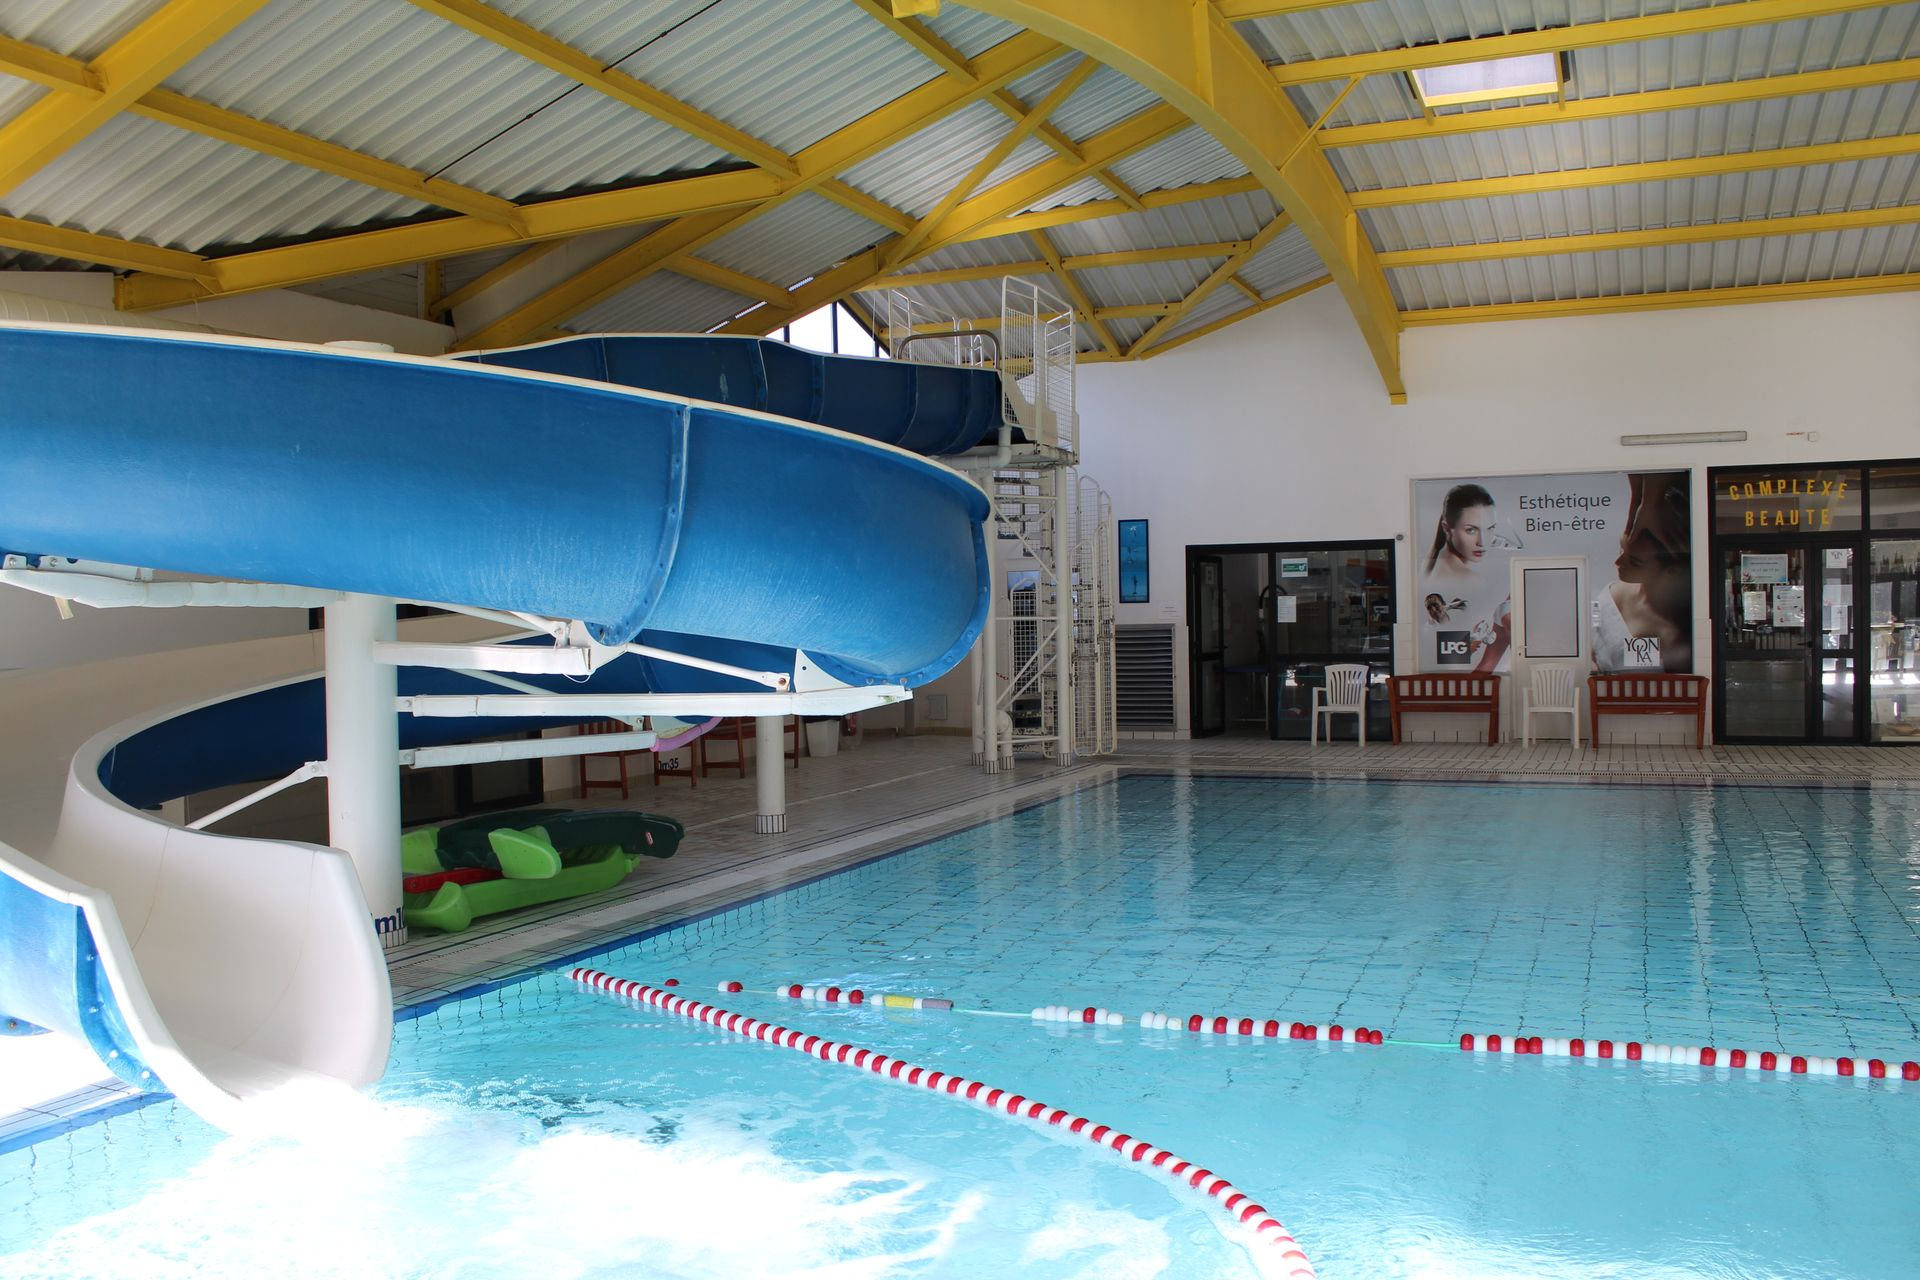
4 776 1919 1278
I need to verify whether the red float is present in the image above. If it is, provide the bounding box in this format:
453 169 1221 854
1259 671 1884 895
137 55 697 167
1838 1058 1854 1076
1761 1051 1778 1071
1903 1062 1919 1081
1699 1047 1717 1067
1868 1059 1886 1079
1729 1049 1747 1068
1487 1034 1502 1052
1626 1042 1642 1061
1329 1025 1344 1041
1791 1056 1808 1074
1460 1034 1474 1051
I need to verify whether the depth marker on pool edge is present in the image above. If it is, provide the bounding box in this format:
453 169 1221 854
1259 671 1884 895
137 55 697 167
571 967 1316 1278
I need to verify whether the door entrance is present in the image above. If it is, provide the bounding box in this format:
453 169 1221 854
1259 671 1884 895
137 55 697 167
1185 541 1395 739
1715 540 1860 743
1509 556 1589 740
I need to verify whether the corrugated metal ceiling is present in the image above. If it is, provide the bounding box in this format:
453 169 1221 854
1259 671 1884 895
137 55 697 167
0 0 1914 356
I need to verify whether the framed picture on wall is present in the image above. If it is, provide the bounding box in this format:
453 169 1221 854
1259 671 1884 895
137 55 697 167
1118 520 1149 602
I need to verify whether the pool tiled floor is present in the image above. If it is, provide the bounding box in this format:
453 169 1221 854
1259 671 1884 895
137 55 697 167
12 730 1920 1138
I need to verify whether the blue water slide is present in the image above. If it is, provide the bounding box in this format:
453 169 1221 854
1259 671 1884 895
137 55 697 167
458 334 1019 456
0 322 1000 1127
0 325 990 688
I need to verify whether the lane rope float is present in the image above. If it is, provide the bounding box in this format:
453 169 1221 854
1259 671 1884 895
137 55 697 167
1457 1031 1920 1081
574 967 1316 1278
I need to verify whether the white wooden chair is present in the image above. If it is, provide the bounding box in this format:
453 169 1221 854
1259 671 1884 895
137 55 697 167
1311 664 1370 745
1522 663 1585 748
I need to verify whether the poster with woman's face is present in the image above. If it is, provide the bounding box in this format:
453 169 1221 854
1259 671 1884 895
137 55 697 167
1413 470 1692 674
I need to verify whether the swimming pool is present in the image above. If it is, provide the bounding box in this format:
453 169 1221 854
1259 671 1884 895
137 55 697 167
4 775 1918 1277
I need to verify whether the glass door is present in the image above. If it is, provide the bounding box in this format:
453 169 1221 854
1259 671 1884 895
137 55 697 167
1265 545 1395 740
1190 554 1226 738
1868 538 1920 742
1717 541 1862 742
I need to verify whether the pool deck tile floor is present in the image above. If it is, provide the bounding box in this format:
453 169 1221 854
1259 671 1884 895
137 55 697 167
13 731 1920 1137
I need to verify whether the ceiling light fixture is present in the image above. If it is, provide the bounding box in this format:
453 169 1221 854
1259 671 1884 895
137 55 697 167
1619 430 1749 447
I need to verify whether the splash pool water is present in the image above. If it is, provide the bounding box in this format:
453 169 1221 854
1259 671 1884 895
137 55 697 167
4 775 1919 1278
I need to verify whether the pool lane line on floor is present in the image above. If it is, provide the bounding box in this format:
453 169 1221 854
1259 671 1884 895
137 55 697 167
712 980 1920 1088
571 967 1318 1279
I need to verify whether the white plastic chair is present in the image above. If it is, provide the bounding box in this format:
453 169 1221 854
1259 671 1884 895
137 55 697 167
1522 663 1584 748
1311 664 1370 745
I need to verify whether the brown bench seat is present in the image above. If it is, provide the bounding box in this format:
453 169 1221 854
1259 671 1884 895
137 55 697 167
1387 674 1502 744
1588 673 1709 748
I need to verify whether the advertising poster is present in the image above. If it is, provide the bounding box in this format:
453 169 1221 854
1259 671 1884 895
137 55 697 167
1413 470 1693 674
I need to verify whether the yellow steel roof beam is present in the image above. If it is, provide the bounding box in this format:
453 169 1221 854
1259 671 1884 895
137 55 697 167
118 30 1061 314
431 240 572 319
446 31 1064 349
0 34 101 92
1400 273 1920 326
819 181 916 234
1142 275 1332 358
958 0 1404 398
664 255 796 306
1354 133 1920 208
875 241 1253 288
1320 58 1920 150
406 0 799 178
1129 213 1294 356
0 37 526 229
0 0 271 199
846 0 978 81
1228 275 1264 302
1378 206 1920 270
885 56 1098 266
1215 2 1370 19
713 246 891 335
118 167 783 310
915 101 1188 248
134 90 526 228
1032 226 1119 356
1270 1 1900 86
953 174 1265 242
0 213 215 279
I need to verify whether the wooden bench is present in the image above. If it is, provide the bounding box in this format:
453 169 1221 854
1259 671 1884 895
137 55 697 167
1387 674 1502 744
1588 673 1709 748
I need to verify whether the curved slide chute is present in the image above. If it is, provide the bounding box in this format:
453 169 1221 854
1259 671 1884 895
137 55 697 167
0 322 997 1131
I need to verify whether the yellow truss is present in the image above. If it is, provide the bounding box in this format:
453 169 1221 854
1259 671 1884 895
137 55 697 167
0 0 270 199
1130 213 1294 356
1140 276 1332 359
1378 206 1920 270
1354 134 1920 209
118 31 1061 314
1399 273 1920 326
1031 226 1119 356
1271 1 1899 86
955 0 1404 399
1319 59 1920 150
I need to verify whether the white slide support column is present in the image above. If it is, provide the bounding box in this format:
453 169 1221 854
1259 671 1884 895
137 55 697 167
1053 472 1075 768
755 714 788 834
324 593 404 948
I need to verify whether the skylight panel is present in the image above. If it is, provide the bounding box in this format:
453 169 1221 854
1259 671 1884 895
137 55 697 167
1409 53 1562 109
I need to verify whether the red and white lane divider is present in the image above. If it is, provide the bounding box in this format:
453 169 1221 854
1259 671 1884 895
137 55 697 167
766 980 956 1011
1457 1032 1920 1082
1035 1005 1125 1026
1142 1010 1386 1045
575 967 1314 1278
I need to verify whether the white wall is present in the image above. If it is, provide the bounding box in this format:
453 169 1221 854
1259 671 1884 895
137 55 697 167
1078 287 1920 735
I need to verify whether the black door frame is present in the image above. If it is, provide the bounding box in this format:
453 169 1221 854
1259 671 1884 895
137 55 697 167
1710 533 1865 745
1185 539 1397 740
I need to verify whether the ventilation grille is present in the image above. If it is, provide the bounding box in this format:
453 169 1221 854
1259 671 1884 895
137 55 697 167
1115 625 1176 730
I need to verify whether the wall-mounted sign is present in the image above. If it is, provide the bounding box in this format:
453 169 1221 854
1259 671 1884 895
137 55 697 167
1279 555 1309 578
1271 595 1298 623
1713 467 1861 533
1739 552 1790 585
1413 469 1693 674
1118 520 1149 603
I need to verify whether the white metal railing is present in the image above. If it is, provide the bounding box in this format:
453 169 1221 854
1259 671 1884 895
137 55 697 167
1074 473 1116 758
1000 277 1076 454
880 289 994 368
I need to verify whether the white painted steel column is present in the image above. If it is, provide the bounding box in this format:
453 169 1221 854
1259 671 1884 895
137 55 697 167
754 715 788 834
1053 471 1075 768
980 538 1001 774
324 593 404 948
